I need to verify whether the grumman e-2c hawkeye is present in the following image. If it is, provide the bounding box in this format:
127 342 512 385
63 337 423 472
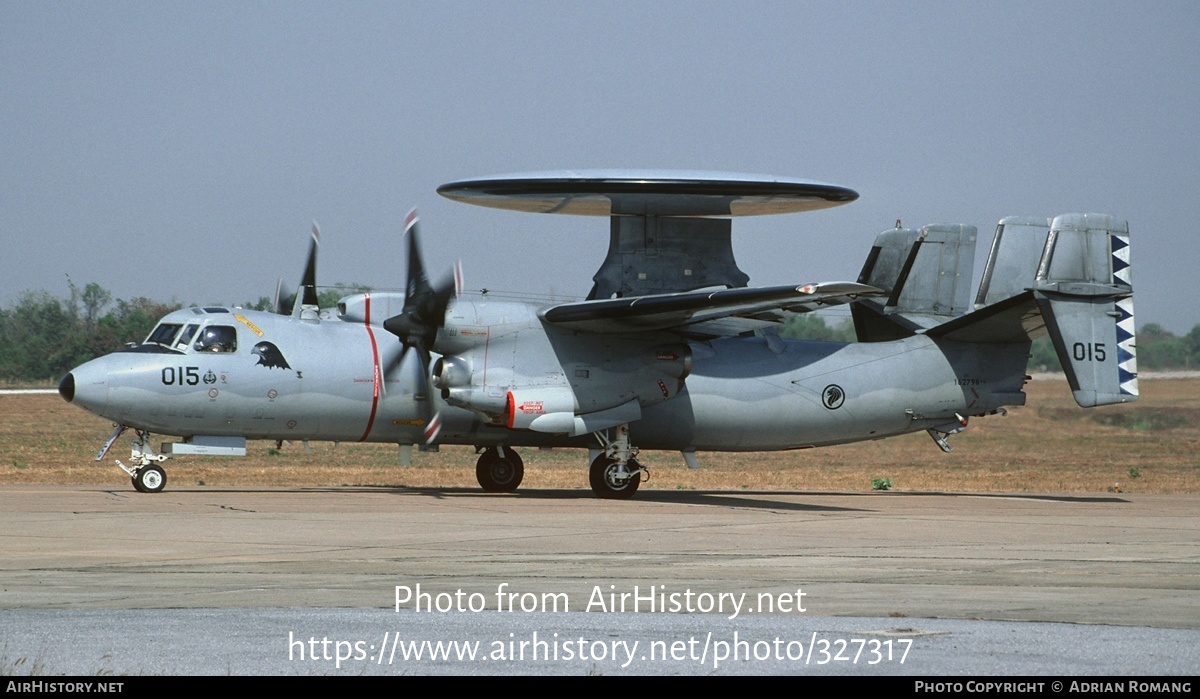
59 171 1137 498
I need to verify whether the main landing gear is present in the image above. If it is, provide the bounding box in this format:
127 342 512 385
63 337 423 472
589 454 642 500
474 423 647 499
589 423 646 500
475 446 524 492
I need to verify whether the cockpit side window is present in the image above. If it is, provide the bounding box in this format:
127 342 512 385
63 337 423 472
145 323 183 347
193 325 238 353
174 324 199 351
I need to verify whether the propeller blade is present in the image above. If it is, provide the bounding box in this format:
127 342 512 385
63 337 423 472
413 347 431 401
423 410 442 445
294 222 321 316
404 210 432 302
384 209 458 446
273 278 291 315
381 342 439 445
384 209 457 353
377 341 405 397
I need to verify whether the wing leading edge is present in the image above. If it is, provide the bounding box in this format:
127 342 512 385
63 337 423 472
539 282 883 336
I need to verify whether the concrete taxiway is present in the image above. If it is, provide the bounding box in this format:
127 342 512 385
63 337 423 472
2 486 1197 674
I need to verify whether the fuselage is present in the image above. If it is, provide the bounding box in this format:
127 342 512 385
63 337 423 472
60 296 1030 454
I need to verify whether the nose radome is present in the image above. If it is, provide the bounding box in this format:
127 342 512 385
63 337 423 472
62 359 109 415
58 373 75 402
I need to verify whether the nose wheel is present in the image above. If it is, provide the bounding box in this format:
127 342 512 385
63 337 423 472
107 428 171 493
132 464 167 493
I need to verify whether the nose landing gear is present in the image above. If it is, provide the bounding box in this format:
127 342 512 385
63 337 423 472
132 464 167 493
98 425 171 493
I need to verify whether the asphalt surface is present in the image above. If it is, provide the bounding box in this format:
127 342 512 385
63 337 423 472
2 486 1197 675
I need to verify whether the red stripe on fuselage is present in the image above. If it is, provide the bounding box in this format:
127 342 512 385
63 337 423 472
359 293 382 441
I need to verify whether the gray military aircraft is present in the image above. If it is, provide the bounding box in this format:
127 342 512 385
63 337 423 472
59 171 1137 498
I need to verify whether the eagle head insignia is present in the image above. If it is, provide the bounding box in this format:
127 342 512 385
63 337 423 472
252 341 292 370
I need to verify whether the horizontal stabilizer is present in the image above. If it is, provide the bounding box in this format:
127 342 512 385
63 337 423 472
925 291 1044 344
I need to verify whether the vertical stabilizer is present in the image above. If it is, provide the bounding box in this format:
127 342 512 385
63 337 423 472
975 217 1050 307
1034 214 1137 406
853 223 976 340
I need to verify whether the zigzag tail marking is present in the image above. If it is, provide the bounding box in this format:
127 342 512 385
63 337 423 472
1111 234 1137 397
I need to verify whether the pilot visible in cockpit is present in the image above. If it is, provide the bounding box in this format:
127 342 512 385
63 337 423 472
194 326 237 353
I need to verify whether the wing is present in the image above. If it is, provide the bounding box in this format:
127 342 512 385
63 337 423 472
539 282 884 336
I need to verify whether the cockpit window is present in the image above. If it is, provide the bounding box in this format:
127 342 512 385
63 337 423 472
193 325 238 353
174 324 199 351
145 323 183 347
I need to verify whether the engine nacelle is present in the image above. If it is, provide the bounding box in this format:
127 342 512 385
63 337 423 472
435 355 510 421
506 387 577 430
654 344 692 381
431 320 694 431
525 412 577 434
443 386 507 418
432 355 472 391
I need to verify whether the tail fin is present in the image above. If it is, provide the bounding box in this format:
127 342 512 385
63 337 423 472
975 216 1051 307
852 223 977 341
925 213 1137 407
1034 214 1137 406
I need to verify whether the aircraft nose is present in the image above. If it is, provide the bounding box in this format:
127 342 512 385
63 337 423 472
59 373 75 402
64 359 109 415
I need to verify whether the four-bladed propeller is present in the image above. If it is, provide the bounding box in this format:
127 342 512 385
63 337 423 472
383 210 461 444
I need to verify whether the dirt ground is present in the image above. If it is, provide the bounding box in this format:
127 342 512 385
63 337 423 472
3 377 1197 493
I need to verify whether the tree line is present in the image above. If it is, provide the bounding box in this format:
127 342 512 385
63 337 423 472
0 281 363 384
1 283 1197 384
0 283 180 384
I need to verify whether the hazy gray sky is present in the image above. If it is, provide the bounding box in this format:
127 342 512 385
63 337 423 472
4 1 1197 332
